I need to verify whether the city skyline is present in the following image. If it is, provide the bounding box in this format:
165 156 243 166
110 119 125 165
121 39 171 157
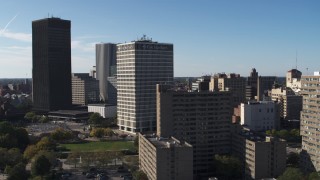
1 0 320 78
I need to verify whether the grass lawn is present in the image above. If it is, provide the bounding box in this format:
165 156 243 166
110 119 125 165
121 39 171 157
61 141 135 152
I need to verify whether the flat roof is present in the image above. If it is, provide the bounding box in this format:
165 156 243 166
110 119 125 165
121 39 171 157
88 103 116 107
48 110 90 116
148 137 192 148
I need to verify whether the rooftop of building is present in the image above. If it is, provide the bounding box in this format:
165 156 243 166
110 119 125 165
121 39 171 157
143 134 192 148
48 110 90 116
243 101 275 105
88 103 116 107
32 17 70 22
288 69 302 73
236 125 285 143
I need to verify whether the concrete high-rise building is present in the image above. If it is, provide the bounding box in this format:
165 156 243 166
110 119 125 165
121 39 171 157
232 125 286 179
286 69 302 93
210 73 246 107
32 17 72 112
96 43 117 103
269 87 302 120
300 72 320 172
117 36 173 133
71 73 99 105
139 134 193 180
156 84 233 177
246 68 258 100
192 76 210 92
240 101 280 131
257 76 277 101
89 66 96 78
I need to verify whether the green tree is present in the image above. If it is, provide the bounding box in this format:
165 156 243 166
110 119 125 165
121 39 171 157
36 137 56 151
90 128 105 138
88 113 103 125
278 167 304 180
7 148 23 166
7 162 29 180
104 128 114 137
31 155 51 177
211 154 243 179
287 152 299 167
0 122 29 150
133 170 148 180
39 116 49 123
0 148 23 170
308 172 320 180
24 144 38 160
50 128 73 142
277 129 289 139
24 112 36 122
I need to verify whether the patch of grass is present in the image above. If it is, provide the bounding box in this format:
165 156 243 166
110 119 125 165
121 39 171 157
61 141 135 152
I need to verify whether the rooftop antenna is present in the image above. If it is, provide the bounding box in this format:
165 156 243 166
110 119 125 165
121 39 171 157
306 67 309 75
295 50 298 70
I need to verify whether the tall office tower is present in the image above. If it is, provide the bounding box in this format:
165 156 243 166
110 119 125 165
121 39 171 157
286 69 302 93
32 18 72 112
210 73 246 107
246 68 258 100
300 72 320 172
71 73 99 105
156 84 233 178
117 36 174 133
257 76 277 101
96 43 117 103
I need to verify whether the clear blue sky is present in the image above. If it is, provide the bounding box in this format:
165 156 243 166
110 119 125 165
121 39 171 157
0 0 319 78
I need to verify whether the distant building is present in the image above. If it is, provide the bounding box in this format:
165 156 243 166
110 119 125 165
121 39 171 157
156 84 233 178
232 125 286 179
71 73 99 105
32 17 72 112
257 76 277 101
90 66 96 78
191 76 210 91
286 69 302 93
139 134 193 180
106 76 117 105
246 68 258 100
87 104 116 118
96 43 117 103
300 72 320 172
117 36 173 133
269 87 302 122
240 101 280 131
210 73 246 107
48 110 91 122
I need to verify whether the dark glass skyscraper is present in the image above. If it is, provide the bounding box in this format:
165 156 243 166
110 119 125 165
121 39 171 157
32 18 72 112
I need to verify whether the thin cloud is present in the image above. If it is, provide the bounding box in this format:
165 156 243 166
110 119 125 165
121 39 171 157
0 30 32 42
71 40 96 52
75 35 112 40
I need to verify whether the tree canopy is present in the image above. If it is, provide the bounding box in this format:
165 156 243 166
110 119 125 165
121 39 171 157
31 155 51 177
0 121 29 150
277 167 304 180
211 154 243 180
88 113 103 125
